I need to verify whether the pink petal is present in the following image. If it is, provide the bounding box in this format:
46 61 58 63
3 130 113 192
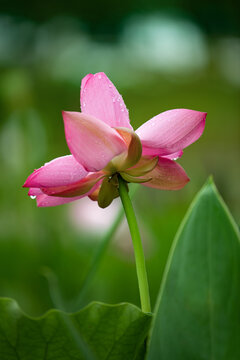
141 157 190 190
80 72 132 129
80 73 92 99
63 111 127 172
36 182 100 207
136 109 207 156
23 155 88 188
36 194 87 207
162 150 183 160
28 188 43 196
41 172 105 197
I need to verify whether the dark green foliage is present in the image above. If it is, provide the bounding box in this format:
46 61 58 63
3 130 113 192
147 179 240 360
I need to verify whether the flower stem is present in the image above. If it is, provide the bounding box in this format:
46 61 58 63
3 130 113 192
118 176 151 313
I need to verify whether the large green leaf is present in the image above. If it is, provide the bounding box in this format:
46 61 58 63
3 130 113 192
0 298 151 360
147 178 240 360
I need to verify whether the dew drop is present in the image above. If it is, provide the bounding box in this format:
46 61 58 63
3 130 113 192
98 74 102 79
30 195 36 200
112 97 116 103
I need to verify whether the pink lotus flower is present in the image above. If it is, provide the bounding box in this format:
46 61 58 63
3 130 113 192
23 72 206 208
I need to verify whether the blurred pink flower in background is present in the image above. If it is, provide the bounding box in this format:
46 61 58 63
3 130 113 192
23 72 206 208
69 197 121 235
69 198 153 259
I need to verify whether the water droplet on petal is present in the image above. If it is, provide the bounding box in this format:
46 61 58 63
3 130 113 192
30 195 36 200
98 74 102 79
112 97 116 103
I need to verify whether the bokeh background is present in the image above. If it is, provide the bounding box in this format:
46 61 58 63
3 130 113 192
0 0 239 316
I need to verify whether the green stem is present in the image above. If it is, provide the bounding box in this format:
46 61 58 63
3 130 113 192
118 176 151 313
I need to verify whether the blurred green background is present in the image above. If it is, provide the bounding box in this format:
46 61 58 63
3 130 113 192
0 1 239 316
